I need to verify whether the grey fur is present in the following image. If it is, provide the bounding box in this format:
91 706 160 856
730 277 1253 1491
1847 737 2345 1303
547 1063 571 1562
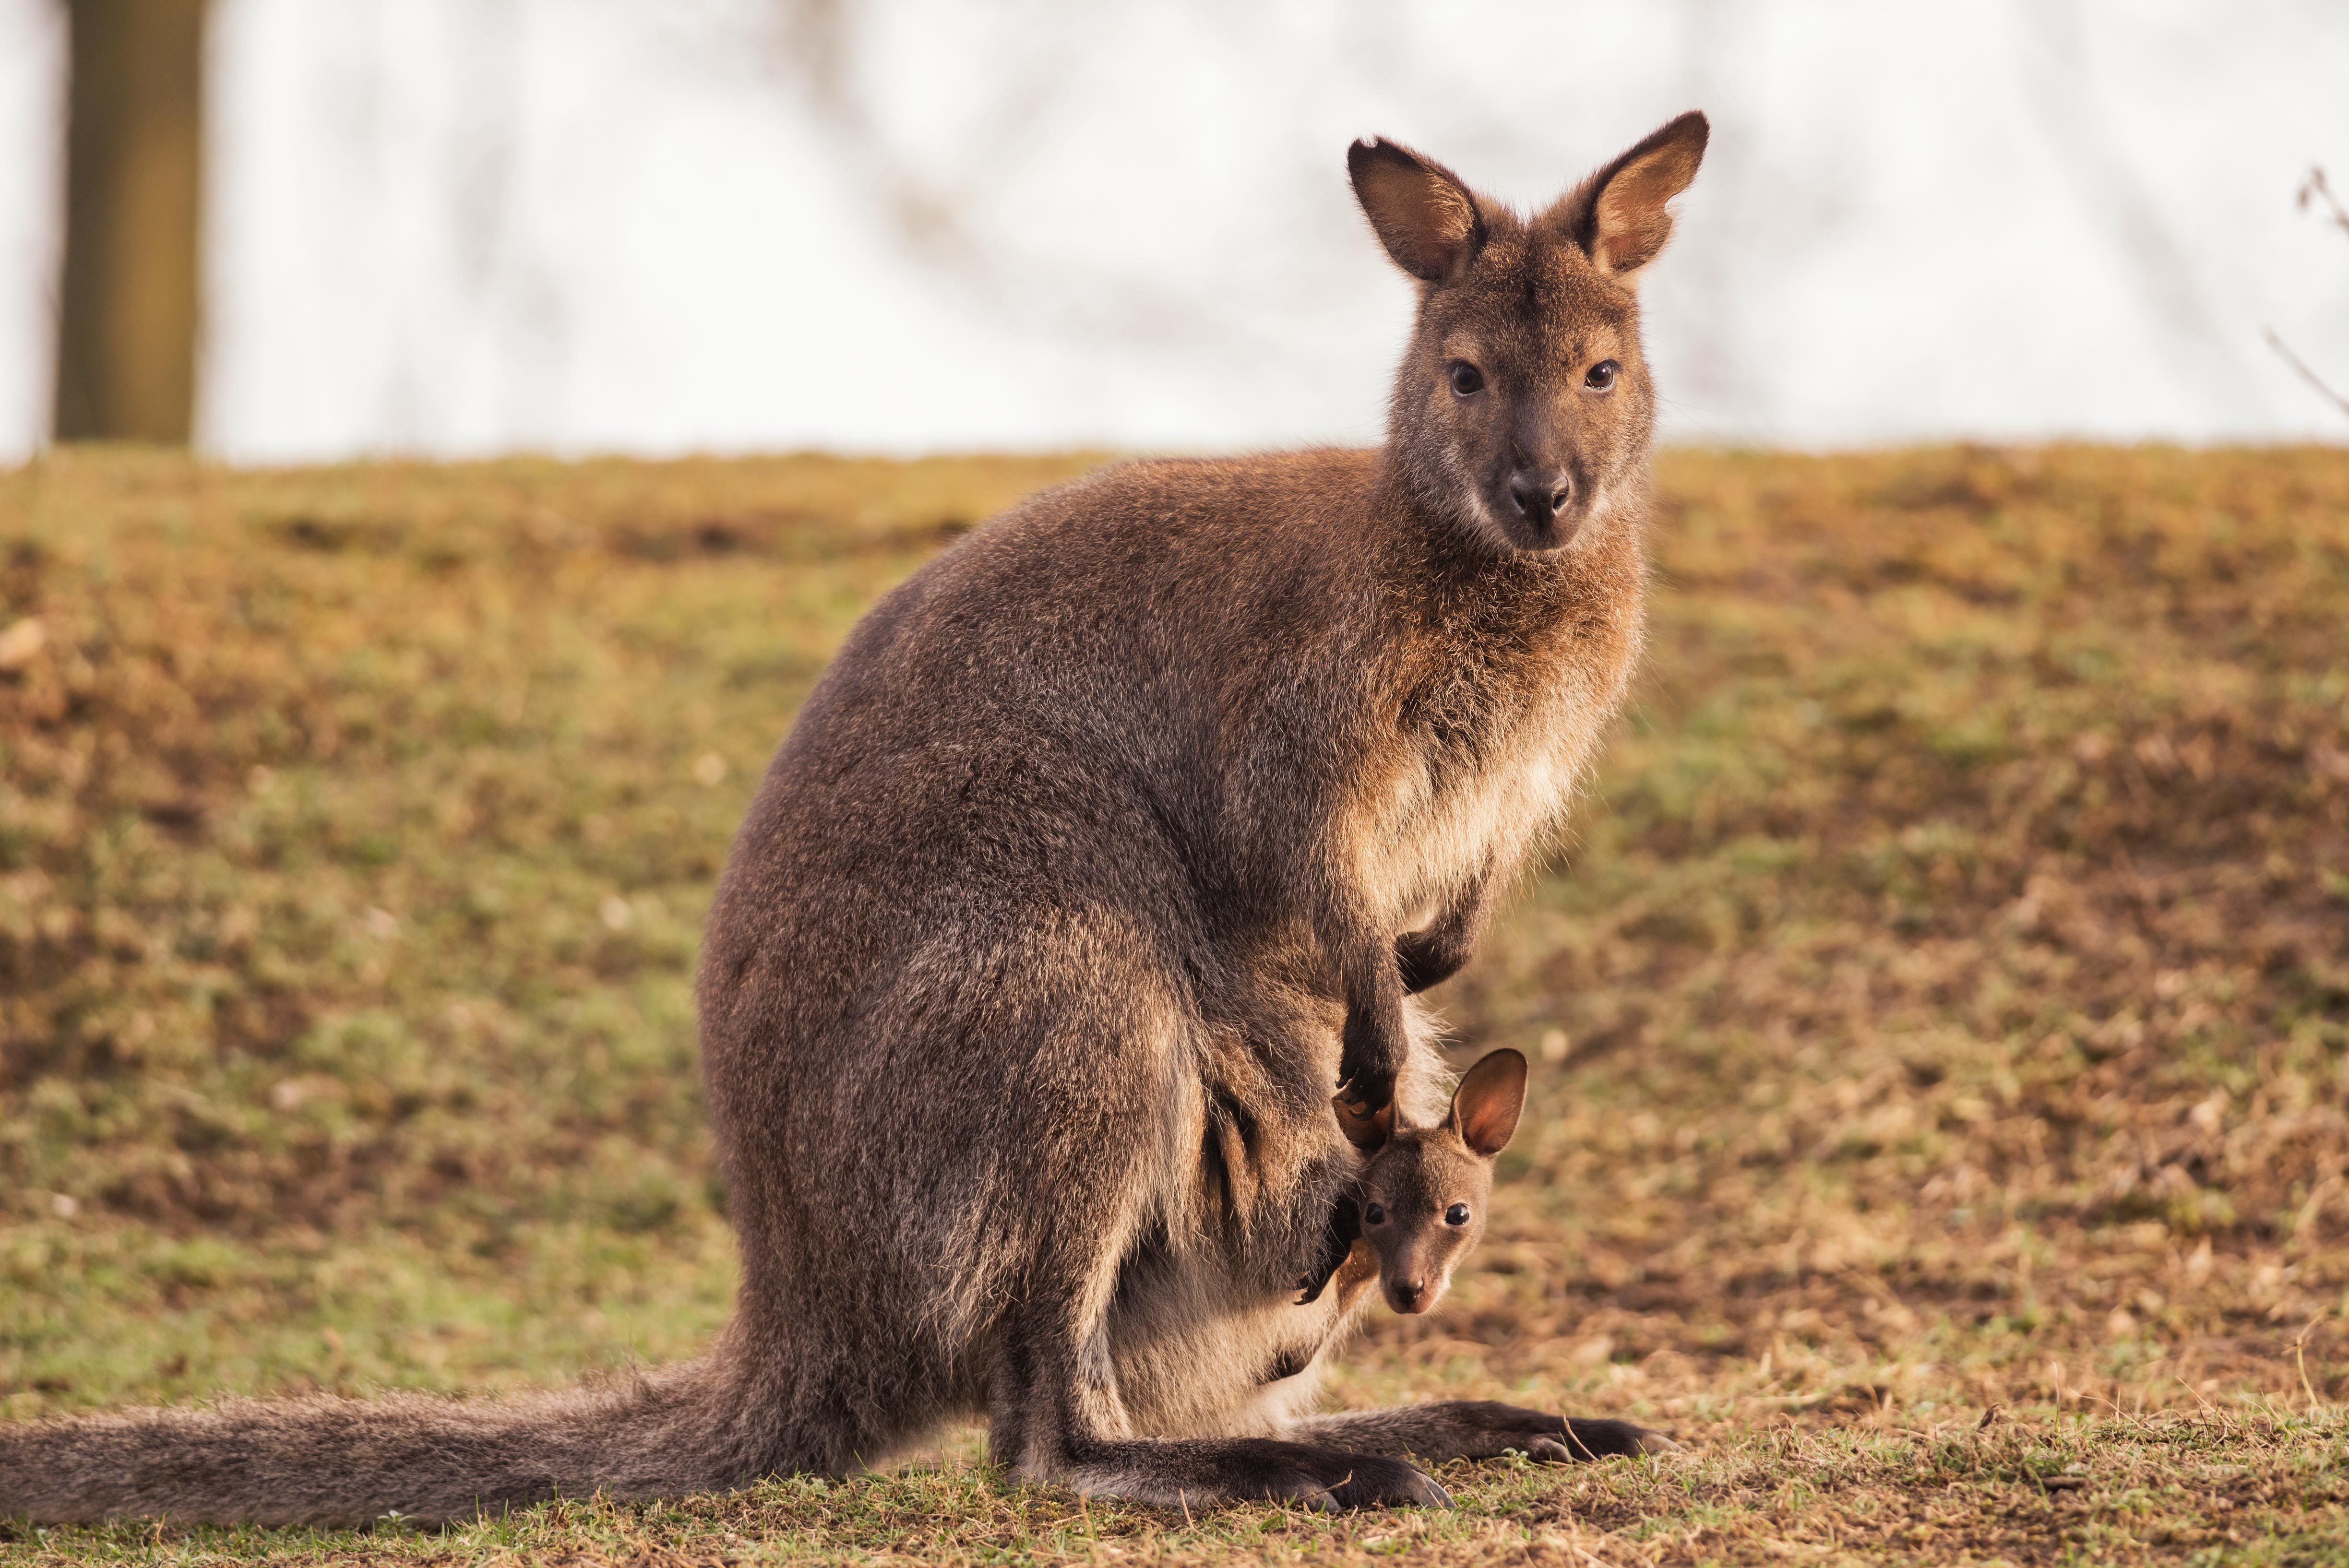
0 113 1706 1524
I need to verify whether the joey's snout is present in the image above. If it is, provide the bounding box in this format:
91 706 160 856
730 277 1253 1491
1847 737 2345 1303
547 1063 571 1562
1374 1236 1446 1314
1385 1274 1434 1314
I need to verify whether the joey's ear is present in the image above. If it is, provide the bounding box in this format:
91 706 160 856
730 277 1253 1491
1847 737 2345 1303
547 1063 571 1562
1332 1093 1396 1153
1555 110 1708 281
1445 1048 1527 1158
1349 137 1487 283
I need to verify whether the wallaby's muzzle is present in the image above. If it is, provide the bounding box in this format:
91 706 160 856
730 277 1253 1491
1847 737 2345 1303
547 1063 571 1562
1503 464 1584 549
1386 1274 1435 1314
1486 460 1593 552
1507 467 1573 525
1485 412 1597 551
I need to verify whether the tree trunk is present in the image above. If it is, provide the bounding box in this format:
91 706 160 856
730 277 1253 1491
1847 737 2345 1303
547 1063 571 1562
53 0 206 445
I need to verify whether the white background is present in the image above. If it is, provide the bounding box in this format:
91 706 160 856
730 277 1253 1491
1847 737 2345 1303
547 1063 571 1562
0 0 2345 464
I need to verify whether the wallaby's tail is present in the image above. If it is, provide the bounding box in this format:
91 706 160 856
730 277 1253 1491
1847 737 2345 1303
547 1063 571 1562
0 1350 782 1527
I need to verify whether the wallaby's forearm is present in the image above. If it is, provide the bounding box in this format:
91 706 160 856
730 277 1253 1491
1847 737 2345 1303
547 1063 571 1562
1394 867 1495 994
1337 939 1408 1111
1338 864 1502 1104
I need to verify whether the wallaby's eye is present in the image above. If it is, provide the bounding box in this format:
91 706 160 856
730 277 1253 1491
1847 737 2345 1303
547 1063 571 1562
1447 361 1484 397
1363 1202 1387 1226
1444 1203 1470 1227
1584 359 1620 392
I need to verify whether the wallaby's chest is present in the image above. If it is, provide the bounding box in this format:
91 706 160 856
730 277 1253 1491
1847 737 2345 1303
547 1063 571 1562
1357 586 1637 921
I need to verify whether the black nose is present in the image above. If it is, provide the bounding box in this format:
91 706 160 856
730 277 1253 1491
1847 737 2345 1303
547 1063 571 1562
1394 1280 1424 1307
1508 471 1573 523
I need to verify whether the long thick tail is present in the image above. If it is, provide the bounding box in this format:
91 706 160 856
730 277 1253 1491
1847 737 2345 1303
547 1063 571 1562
0 1351 779 1527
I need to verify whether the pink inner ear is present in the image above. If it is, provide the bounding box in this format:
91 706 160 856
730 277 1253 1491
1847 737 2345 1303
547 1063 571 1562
1350 139 1485 283
1593 189 1674 275
1586 118 1706 275
1450 1050 1527 1156
1373 179 1473 276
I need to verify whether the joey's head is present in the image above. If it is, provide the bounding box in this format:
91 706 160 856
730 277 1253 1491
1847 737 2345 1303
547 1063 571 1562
1333 1048 1527 1316
1348 114 1707 555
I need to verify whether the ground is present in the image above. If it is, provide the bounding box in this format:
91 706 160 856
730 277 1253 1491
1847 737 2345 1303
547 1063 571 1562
1 444 2346 1565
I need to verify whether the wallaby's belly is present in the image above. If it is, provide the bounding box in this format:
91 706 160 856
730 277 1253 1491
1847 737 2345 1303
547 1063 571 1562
1096 995 1449 1441
1103 1234 1381 1440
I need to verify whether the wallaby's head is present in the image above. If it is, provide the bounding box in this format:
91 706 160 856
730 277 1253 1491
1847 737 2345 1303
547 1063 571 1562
1333 1048 1527 1315
1350 113 1707 556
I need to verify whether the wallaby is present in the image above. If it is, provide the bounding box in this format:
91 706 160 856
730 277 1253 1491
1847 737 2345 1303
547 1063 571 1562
1 112 1706 1523
1293 1051 1618 1467
1296 1048 1526 1320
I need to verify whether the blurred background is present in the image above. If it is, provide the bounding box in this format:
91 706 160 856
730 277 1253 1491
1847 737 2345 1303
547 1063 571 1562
0 0 2346 466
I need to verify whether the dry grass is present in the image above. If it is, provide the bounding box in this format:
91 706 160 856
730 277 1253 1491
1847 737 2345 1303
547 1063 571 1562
2 443 2347 1564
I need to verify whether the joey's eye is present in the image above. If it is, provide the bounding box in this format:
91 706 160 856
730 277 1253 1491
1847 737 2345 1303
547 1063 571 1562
1445 1203 1470 1226
1364 1202 1387 1226
1447 361 1484 397
1584 359 1620 392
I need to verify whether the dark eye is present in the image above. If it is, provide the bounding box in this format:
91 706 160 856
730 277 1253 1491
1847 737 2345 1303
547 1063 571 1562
1445 1203 1470 1226
1447 361 1484 397
1584 359 1619 391
1363 1202 1387 1226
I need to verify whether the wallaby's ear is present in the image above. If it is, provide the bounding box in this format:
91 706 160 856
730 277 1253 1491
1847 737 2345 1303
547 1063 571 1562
1557 111 1708 281
1333 1093 1396 1153
1445 1048 1527 1158
1349 137 1487 284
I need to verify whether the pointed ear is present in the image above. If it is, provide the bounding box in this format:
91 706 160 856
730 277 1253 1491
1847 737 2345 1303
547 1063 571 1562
1557 111 1708 281
1444 1049 1527 1158
1332 1093 1396 1153
1348 137 1487 284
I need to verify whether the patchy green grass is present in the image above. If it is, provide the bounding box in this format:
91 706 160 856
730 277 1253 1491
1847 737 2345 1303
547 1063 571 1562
9 1413 2346 1565
3 443 2348 1564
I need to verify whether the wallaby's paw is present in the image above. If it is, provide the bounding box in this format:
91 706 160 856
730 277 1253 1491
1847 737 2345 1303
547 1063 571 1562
1333 1065 1397 1119
1086 1439 1450 1513
1379 1402 1671 1464
1337 1006 1405 1115
1558 1415 1676 1460
1233 1442 1450 1511
1307 1451 1452 1511
1392 928 1448 994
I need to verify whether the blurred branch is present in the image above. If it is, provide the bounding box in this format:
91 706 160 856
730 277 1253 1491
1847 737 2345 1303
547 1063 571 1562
2264 329 2349 420
674 0 1295 365
2297 167 2349 240
2268 166 2349 422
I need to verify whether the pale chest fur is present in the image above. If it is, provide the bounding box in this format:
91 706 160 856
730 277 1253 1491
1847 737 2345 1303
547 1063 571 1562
1352 571 1643 927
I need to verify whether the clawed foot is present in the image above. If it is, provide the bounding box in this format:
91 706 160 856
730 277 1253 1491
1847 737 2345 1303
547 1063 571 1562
1251 1446 1452 1512
1077 1437 1451 1513
1386 1402 1676 1464
1537 1417 1679 1462
1486 1407 1675 1463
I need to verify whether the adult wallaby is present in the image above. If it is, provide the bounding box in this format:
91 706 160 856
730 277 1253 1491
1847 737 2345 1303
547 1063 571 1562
1 111 1706 1523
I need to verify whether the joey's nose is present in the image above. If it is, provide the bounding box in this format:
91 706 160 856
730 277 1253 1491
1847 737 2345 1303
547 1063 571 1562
1508 471 1573 523
1390 1279 1428 1313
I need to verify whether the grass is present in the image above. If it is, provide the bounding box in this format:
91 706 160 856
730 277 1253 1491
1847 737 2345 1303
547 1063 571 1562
2 441 2347 1564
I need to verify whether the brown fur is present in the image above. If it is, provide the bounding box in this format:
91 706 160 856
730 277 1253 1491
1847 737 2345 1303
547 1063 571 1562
0 113 1707 1523
1352 1047 1528 1318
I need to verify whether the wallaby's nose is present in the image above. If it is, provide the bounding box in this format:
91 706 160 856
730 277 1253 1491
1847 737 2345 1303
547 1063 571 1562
1508 470 1573 523
1391 1278 1429 1313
